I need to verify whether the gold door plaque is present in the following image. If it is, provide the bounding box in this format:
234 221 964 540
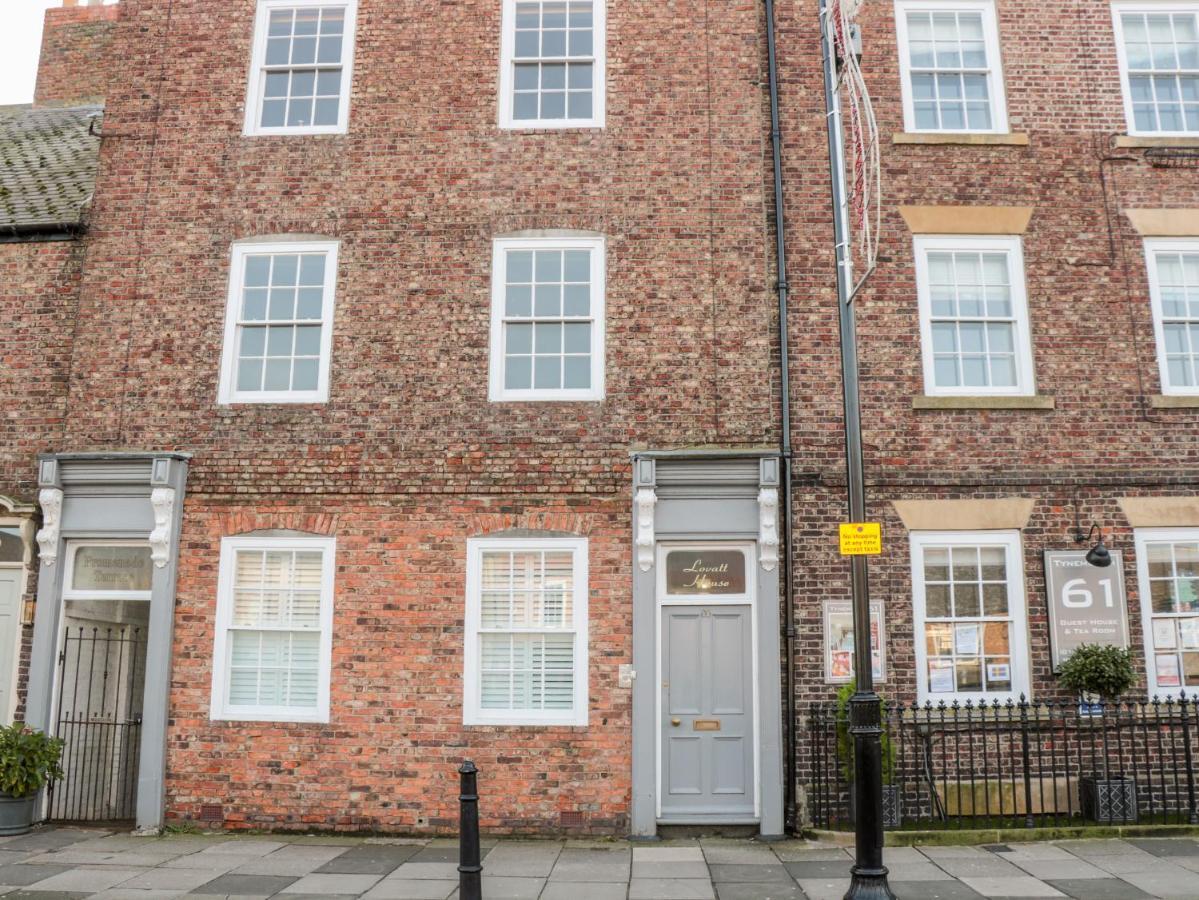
693 719 721 732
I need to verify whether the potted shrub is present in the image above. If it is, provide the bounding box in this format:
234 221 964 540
1058 644 1138 823
0 724 63 836
835 680 900 828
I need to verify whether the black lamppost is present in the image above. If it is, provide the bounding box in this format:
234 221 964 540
818 3 894 898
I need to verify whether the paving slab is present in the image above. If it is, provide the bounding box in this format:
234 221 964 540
886 861 955 881
959 875 1067 897
1119 868 1199 899
316 845 420 875
0 831 104 853
881 847 928 864
0 892 91 899
386 862 460 881
923 847 994 860
891 882 986 900
23 866 148 893
232 844 349 875
1126 839 1199 858
279 872 385 894
700 844 780 865
188 872 300 895
1044 878 1156 900
708 863 793 883
360 878 457 900
628 877 717 900
0 852 30 867
475 875 545 898
634 861 711 879
541 883 629 900
793 878 851 900
1089 855 1166 876
936 856 1027 878
549 848 630 882
1010 858 1111 880
772 847 851 862
161 852 257 874
0 864 73 886
993 844 1076 862
119 866 225 891
635 847 706 863
784 860 853 880
89 890 183 900
481 843 561 877
714 882 806 900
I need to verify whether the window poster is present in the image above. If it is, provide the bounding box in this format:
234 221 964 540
954 623 981 656
986 662 1011 683
929 660 955 693
1157 653 1182 688
824 600 886 683
1154 618 1178 650
1180 618 1199 650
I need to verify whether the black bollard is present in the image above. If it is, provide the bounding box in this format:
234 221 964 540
458 760 482 900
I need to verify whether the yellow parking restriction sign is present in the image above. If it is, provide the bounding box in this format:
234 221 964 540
839 522 882 556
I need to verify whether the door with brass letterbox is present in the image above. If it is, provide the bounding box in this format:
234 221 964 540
658 544 756 820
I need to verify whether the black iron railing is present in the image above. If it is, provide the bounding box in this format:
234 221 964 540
808 695 1199 830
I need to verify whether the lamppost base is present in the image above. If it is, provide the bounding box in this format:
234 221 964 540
843 866 896 900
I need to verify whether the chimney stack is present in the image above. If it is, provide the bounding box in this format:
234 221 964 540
33 1 120 109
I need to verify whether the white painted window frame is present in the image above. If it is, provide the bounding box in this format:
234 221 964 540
914 234 1036 397
463 536 589 727
1144 238 1199 395
0 519 32 727
488 235 606 402
243 0 358 137
911 530 1031 704
209 535 336 723
217 239 340 406
894 0 1010 133
1112 1 1199 137
498 0 607 129
1134 527 1199 698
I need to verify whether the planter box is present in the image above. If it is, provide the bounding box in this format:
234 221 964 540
848 783 903 829
1080 776 1138 824
0 793 35 836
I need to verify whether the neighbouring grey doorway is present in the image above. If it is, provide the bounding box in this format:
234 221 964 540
660 603 756 820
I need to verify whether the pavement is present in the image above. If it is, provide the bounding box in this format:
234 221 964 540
2 829 1199 899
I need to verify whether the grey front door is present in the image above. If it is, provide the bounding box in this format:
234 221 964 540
0 568 19 724
660 604 755 819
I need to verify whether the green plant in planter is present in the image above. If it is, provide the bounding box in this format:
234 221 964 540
834 680 895 785
1058 644 1136 702
0 723 63 799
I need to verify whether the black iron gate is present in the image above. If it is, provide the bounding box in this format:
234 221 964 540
48 626 146 824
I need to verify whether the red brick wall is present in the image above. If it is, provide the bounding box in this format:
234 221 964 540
775 0 1199 718
33 3 121 109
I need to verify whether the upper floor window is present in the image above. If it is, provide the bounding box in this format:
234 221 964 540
1145 239 1199 394
244 0 357 136
489 236 606 402
1113 4 1199 135
499 0 606 129
218 240 339 405
915 235 1035 396
463 537 589 726
894 0 1008 132
1135 529 1199 697
911 531 1030 704
210 536 335 722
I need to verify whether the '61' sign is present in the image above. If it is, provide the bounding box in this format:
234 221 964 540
1043 550 1130 672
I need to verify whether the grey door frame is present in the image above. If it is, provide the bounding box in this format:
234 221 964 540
657 543 758 822
630 454 784 839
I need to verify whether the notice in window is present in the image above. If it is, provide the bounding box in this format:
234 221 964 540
929 660 955 693
1157 653 1182 688
1155 618 1178 650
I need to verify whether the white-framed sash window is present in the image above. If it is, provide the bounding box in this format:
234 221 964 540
489 235 605 402
209 536 335 723
1145 239 1199 395
911 531 1030 704
915 235 1035 396
1112 3 1199 136
894 0 1009 133
463 537 589 726
244 0 357 135
499 0 606 128
1135 528 1199 697
218 240 339 405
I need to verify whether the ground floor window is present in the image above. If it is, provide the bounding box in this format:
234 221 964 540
1135 528 1199 697
911 530 1029 704
209 536 335 723
463 536 588 726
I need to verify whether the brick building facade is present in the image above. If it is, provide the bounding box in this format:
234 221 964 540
5 0 1199 837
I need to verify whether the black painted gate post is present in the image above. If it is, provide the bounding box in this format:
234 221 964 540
458 760 482 900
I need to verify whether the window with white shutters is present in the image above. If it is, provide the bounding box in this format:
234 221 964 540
211 536 335 722
464 537 589 726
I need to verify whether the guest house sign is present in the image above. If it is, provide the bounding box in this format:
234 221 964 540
1043 549 1129 671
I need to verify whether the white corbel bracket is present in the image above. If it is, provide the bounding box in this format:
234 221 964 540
758 487 779 572
36 488 63 567
149 487 176 569
635 487 657 572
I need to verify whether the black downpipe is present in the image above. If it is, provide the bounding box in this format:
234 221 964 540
763 0 798 833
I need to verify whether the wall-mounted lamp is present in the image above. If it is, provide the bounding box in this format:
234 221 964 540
1073 523 1113 568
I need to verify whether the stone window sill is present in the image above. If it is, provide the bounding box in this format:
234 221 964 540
1115 135 1199 148
892 132 1030 146
912 395 1056 410
1150 395 1199 408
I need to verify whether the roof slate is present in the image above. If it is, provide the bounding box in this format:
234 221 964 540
0 103 102 233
